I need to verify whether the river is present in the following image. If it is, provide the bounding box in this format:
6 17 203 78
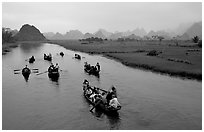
2 43 202 130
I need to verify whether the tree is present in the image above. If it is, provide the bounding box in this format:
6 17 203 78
2 28 14 43
192 36 199 43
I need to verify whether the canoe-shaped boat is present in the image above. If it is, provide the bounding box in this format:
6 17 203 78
83 85 121 113
74 54 81 60
60 52 64 57
44 54 52 61
29 58 35 63
84 66 100 76
22 68 31 77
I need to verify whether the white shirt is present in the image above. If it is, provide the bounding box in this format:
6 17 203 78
109 97 120 108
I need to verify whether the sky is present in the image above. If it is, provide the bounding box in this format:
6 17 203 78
2 2 202 34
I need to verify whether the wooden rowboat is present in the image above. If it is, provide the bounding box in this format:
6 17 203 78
83 85 121 113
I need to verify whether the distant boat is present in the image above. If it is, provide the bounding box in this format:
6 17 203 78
60 52 64 57
29 56 35 63
44 54 52 61
22 67 31 78
74 54 81 60
84 62 100 76
48 67 59 80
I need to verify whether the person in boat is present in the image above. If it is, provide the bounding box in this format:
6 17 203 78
106 86 117 104
94 94 102 104
23 65 29 71
96 62 100 71
48 63 54 72
110 86 117 97
83 79 89 90
87 64 91 70
55 63 59 72
31 56 35 60
101 92 107 104
86 87 93 98
109 94 121 109
90 92 97 103
48 53 52 57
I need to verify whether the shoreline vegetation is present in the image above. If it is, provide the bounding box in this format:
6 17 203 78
2 40 202 81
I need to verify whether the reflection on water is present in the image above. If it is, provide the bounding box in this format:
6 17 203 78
20 43 43 53
2 43 202 130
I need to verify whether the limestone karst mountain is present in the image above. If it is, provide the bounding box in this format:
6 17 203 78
14 24 46 41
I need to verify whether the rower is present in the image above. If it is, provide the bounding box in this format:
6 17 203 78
55 63 59 72
96 62 100 71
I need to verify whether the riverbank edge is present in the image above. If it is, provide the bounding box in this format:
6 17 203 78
49 42 202 81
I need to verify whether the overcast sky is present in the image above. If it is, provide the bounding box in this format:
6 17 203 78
2 2 202 34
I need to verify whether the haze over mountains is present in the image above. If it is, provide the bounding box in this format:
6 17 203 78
42 21 202 40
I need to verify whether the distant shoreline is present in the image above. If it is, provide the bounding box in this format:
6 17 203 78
2 40 202 81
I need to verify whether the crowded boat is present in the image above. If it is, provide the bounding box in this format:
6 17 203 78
84 62 100 76
83 79 121 112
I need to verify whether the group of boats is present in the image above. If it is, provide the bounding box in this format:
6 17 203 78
20 52 121 113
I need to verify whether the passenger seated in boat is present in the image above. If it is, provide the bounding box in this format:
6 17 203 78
93 87 100 94
86 87 93 98
31 56 35 60
109 94 121 109
94 94 102 104
90 93 97 102
93 66 97 71
101 92 107 104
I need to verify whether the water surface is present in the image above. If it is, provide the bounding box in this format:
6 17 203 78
2 43 202 129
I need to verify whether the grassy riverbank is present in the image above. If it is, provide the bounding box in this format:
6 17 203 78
49 40 202 80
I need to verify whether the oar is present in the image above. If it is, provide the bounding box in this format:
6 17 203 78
14 72 21 74
32 70 39 73
14 69 21 71
36 71 48 75
31 68 39 70
90 99 102 112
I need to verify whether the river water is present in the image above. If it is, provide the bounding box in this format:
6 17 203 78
2 43 202 130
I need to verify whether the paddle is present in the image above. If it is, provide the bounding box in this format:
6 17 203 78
14 69 21 71
14 72 21 74
90 99 102 112
32 70 39 73
31 68 39 70
36 71 48 75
